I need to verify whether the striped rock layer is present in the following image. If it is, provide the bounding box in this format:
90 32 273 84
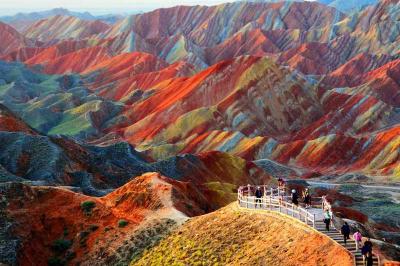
0 0 398 180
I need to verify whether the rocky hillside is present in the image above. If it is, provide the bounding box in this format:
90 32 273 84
0 173 184 265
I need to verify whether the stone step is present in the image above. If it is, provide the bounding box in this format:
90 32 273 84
330 239 349 242
325 234 345 238
335 241 355 245
316 229 339 232
354 255 378 261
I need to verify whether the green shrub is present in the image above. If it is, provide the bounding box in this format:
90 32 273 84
118 219 129 228
80 201 96 214
51 239 72 253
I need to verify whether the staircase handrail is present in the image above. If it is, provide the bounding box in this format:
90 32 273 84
238 186 316 228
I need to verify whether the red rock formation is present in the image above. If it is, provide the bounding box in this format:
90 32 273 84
360 59 400 107
38 46 112 74
82 52 171 100
323 53 394 87
278 42 342 75
0 22 31 56
94 61 196 102
270 125 400 175
0 104 36 134
119 56 323 146
0 47 46 62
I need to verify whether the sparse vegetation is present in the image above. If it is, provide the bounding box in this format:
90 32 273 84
102 218 177 266
80 200 96 214
118 219 129 228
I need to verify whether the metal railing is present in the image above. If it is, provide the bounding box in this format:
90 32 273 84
238 185 317 228
321 195 380 266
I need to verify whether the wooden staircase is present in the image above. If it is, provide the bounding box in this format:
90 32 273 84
315 220 379 266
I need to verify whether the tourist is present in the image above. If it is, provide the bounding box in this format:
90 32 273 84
291 189 299 206
255 186 262 208
278 178 285 193
340 222 351 245
365 251 373 266
303 188 311 208
278 177 283 187
361 243 371 265
364 238 373 250
353 231 362 251
323 209 331 231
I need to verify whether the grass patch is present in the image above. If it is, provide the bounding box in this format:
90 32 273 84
118 219 129 228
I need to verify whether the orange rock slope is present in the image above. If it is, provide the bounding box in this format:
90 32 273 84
2 161 272 265
2 171 243 265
